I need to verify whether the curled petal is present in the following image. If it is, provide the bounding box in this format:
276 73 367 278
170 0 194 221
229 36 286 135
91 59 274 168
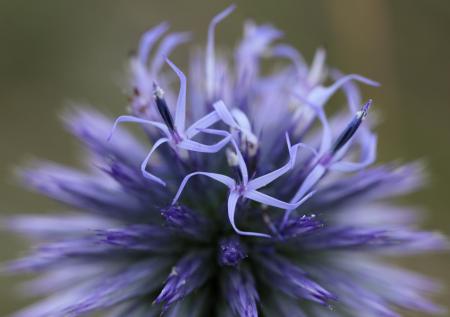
307 74 380 108
271 43 307 74
206 5 236 98
212 100 241 129
290 164 326 207
255 254 336 305
228 191 271 238
247 134 313 191
140 137 169 186
184 111 221 139
108 115 170 141
330 134 378 172
307 47 327 85
177 134 231 153
138 22 170 64
172 171 235 205
150 32 191 76
245 190 314 211
165 59 187 132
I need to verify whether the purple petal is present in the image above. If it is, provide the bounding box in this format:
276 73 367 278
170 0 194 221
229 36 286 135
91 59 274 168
155 251 212 311
4 214 113 239
247 135 295 191
108 115 170 141
310 163 426 210
222 267 259 317
277 214 323 239
20 163 149 220
255 253 336 305
64 108 147 167
206 5 236 98
178 135 231 153
228 192 271 238
298 226 448 253
140 137 169 186
307 47 326 85
150 32 191 76
306 74 380 109
165 59 187 132
172 171 235 205
212 100 241 130
271 43 307 74
184 110 221 138
64 258 172 315
95 224 178 253
138 22 170 64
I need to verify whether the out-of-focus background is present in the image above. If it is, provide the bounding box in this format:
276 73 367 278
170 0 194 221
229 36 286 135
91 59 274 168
0 0 449 315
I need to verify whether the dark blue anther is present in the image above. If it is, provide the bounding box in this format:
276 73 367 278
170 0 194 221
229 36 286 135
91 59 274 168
331 99 372 154
153 84 176 132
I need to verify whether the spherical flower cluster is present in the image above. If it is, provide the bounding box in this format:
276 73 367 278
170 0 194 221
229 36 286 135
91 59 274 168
4 6 446 317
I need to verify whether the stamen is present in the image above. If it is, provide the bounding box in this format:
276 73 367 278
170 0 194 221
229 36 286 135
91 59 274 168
231 108 259 157
331 99 372 154
226 148 239 167
227 148 244 182
153 83 176 132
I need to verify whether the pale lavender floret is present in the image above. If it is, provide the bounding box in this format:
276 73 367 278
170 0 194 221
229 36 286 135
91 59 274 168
282 100 377 225
130 22 192 118
172 134 316 237
109 61 242 186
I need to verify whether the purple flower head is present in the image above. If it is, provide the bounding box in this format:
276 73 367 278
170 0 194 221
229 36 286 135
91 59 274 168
4 5 447 317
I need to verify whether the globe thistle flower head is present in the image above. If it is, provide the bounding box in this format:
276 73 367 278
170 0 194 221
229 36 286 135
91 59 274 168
4 5 447 317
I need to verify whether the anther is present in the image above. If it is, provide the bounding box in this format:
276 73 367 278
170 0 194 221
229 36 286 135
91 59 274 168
331 99 372 154
153 83 176 132
226 148 245 182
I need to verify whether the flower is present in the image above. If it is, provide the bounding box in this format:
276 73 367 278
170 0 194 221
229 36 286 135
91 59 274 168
3 5 447 317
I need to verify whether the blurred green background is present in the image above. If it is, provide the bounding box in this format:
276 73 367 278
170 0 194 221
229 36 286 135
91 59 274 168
0 0 449 315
